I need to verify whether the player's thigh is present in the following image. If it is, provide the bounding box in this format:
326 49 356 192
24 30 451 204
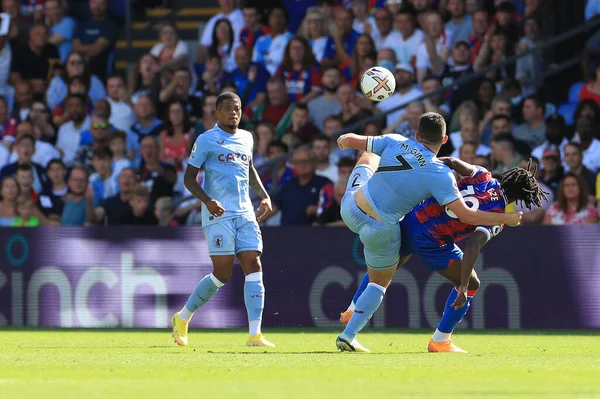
204 221 236 283
360 222 401 276
234 216 263 274
340 166 375 234
436 258 481 290
210 255 236 283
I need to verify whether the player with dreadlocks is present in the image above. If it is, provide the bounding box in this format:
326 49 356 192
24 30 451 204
338 157 547 353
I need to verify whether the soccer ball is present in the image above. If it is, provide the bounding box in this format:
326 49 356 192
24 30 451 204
360 66 396 102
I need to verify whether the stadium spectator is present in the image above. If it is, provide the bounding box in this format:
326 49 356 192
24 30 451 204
437 41 480 111
150 22 190 74
513 157 553 225
15 164 36 202
321 7 359 68
46 51 106 111
261 139 294 195
72 0 119 81
159 101 192 171
494 1 520 46
272 147 333 226
563 142 596 198
371 7 394 51
11 195 40 227
138 135 176 206
10 23 59 92
540 148 565 196
513 96 546 149
87 167 137 225
44 0 76 62
450 118 491 158
351 0 376 35
458 141 477 164
574 100 600 131
104 73 135 131
491 133 522 177
60 165 89 226
376 48 396 75
515 16 542 95
314 176 346 227
109 130 132 179
127 94 164 168
276 36 322 103
336 157 355 181
479 93 510 145
343 33 377 87
118 185 158 225
421 75 450 119
416 11 452 83
13 79 34 122
0 33 12 87
253 121 276 166
37 158 66 221
281 103 320 148
300 9 330 63
446 0 473 43
474 29 515 84
195 94 217 136
10 121 60 168
307 67 342 132
250 76 293 137
531 114 569 163
580 63 600 107
197 0 243 65
129 54 160 105
0 176 18 225
384 100 424 138
28 99 56 144
544 172 599 225
377 64 422 128
1 134 48 193
312 135 338 183
207 18 238 73
198 52 226 97
572 116 600 172
75 111 111 173
252 7 294 75
56 94 90 166
239 3 269 49
51 76 94 127
228 45 269 110
89 147 117 207
3 0 32 45
0 97 16 144
159 67 200 120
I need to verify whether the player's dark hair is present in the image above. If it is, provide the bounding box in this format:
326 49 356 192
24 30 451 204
216 92 241 110
416 112 446 144
500 158 549 210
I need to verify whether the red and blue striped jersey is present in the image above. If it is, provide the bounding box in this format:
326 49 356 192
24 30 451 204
275 65 323 103
240 25 270 49
402 168 506 246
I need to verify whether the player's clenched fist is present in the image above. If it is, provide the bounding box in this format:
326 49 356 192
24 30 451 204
505 211 523 227
337 133 357 151
206 199 225 217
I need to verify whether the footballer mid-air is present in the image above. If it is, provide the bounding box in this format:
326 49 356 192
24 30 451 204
334 112 524 353
339 157 548 352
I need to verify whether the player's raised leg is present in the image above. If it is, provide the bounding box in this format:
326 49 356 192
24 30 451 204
237 249 274 348
428 260 480 353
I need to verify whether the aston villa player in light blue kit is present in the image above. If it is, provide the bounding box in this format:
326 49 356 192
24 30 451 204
334 112 524 352
171 92 275 347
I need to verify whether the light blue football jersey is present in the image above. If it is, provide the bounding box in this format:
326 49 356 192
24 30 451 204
188 124 255 226
363 134 461 226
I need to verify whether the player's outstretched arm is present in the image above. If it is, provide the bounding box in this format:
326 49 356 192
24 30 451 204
183 164 225 217
249 159 273 222
452 231 488 309
337 133 367 151
438 157 478 177
446 197 523 227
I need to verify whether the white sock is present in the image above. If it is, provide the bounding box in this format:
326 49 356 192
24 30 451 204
249 320 261 337
348 302 356 312
432 328 452 343
178 306 194 322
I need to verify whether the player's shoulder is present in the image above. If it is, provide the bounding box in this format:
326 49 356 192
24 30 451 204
461 166 494 186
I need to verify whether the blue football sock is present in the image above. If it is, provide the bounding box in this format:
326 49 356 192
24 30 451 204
244 272 265 336
183 273 223 318
351 273 370 309
342 283 386 341
437 287 475 334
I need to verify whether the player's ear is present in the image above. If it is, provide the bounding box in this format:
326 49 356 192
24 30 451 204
441 135 448 145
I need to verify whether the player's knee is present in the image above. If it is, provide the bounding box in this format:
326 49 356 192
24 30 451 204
468 272 480 291
213 269 233 284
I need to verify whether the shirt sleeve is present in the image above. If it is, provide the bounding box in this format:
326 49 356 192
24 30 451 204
187 134 209 169
430 169 461 206
366 134 397 156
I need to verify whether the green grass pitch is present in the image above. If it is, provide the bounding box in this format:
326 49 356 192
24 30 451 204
0 329 598 399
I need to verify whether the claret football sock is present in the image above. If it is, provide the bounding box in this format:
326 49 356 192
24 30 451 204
179 273 224 322
342 283 386 341
432 287 477 342
244 272 265 337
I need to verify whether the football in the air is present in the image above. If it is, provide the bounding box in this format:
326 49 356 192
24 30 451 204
360 66 396 102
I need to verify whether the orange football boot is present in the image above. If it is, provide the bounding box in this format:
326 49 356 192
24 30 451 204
339 309 353 325
428 338 467 353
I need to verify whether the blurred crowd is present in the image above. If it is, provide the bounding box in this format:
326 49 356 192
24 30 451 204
0 0 597 228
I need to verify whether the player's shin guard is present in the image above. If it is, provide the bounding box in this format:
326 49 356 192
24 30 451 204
244 272 265 337
342 283 385 341
433 287 477 341
181 273 224 321
350 273 370 310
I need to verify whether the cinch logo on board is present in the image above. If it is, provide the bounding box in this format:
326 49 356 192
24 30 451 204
218 152 250 163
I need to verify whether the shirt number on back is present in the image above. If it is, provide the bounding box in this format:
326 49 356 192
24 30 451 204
446 185 479 218
376 155 414 172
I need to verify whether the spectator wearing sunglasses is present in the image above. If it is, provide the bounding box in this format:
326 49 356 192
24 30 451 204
74 111 112 174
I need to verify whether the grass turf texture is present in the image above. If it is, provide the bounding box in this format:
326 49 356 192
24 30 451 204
0 329 598 399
